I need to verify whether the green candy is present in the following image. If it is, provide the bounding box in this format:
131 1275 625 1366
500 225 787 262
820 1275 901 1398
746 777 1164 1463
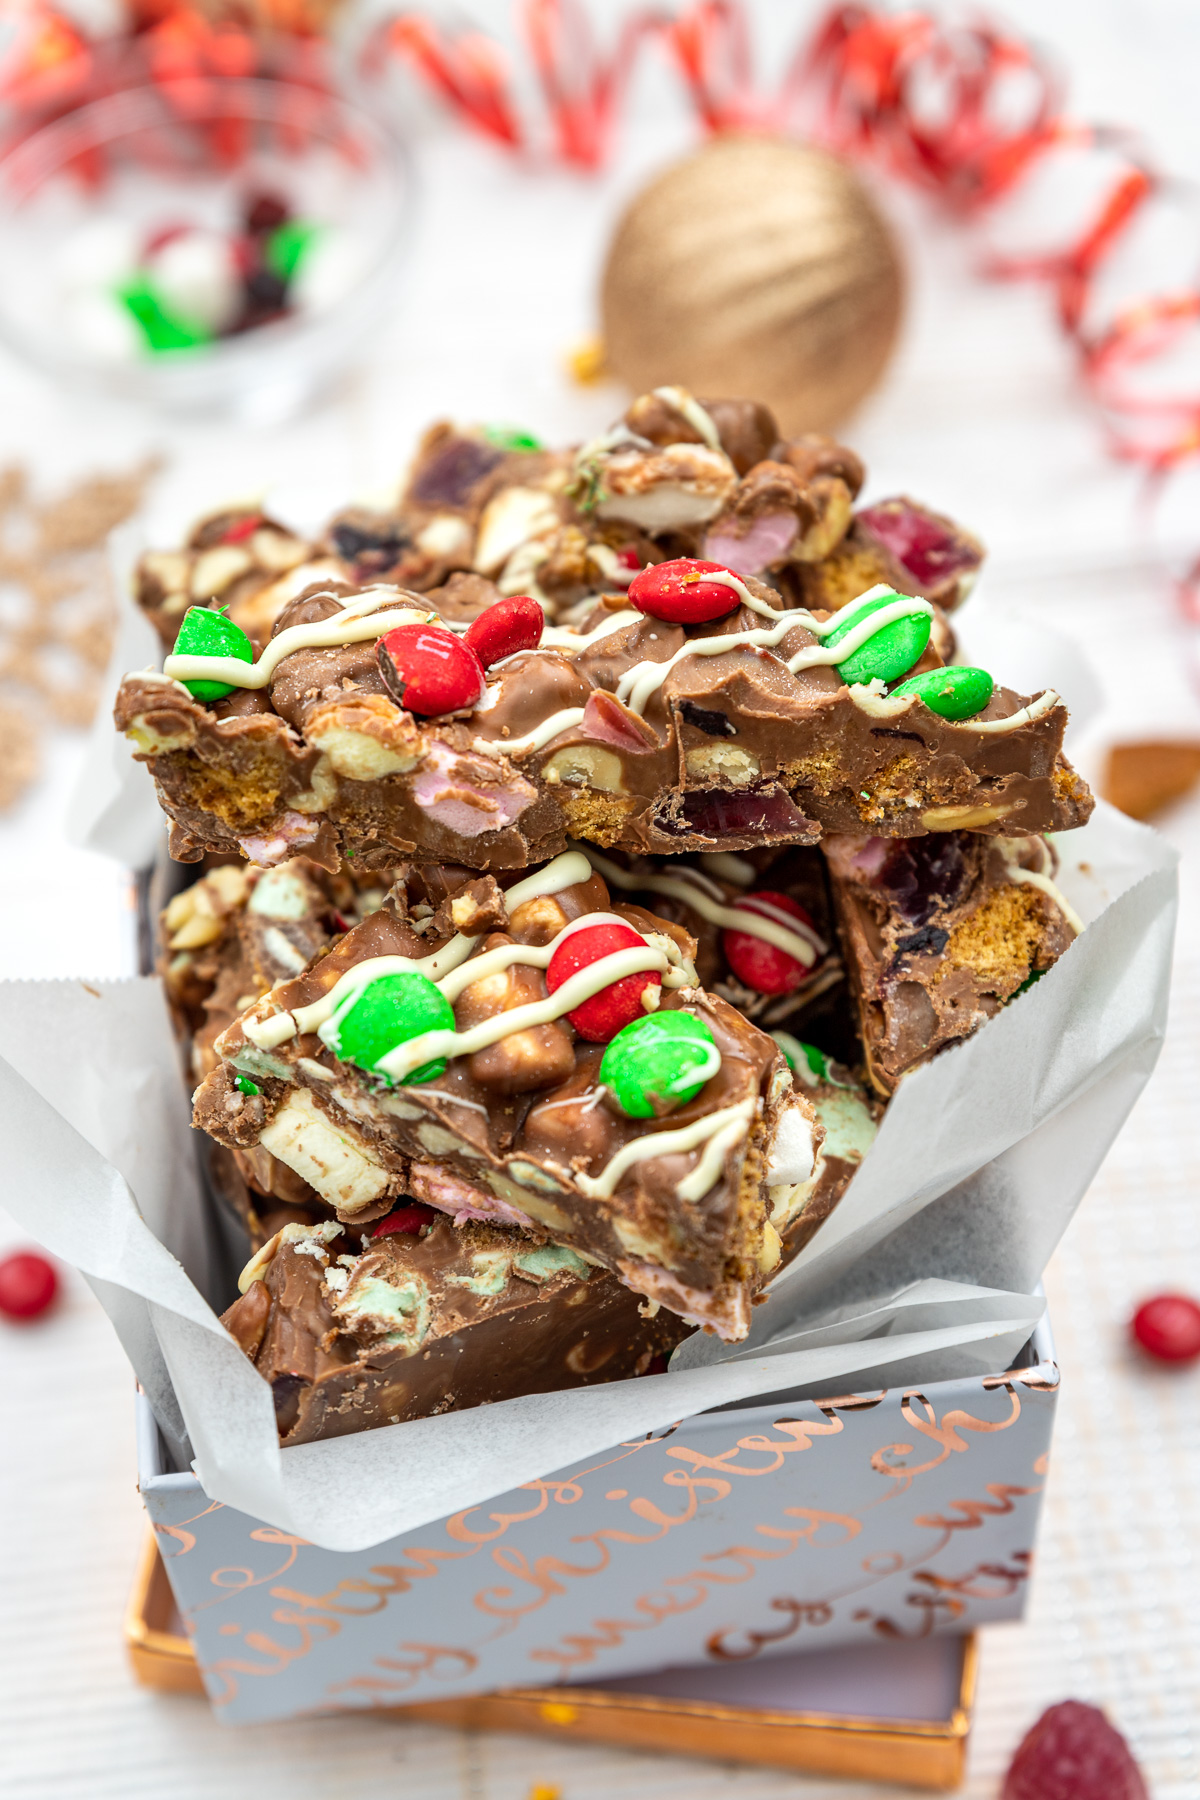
235 1074 261 1096
825 590 931 687
118 275 211 354
482 424 543 452
890 665 994 720
600 1011 720 1119
323 971 455 1085
266 219 321 281
172 605 255 701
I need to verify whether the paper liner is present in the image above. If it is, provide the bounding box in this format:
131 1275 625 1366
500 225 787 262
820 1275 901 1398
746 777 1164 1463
0 799 1176 1550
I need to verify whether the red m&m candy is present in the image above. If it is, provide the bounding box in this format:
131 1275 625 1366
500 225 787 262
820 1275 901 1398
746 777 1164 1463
377 623 485 716
463 595 544 669
1131 1292 1200 1363
0 1250 58 1321
546 921 661 1043
722 891 818 996
371 1203 437 1239
628 558 742 625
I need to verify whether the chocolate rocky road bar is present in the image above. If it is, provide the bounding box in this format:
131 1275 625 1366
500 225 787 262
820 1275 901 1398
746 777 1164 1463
218 1210 689 1446
823 830 1082 1097
214 1046 877 1449
131 388 982 653
193 850 823 1341
115 566 1090 872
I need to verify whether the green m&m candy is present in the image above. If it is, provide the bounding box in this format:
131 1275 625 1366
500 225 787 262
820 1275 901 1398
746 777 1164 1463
482 424 543 452
172 605 254 701
825 590 931 687
890 665 994 720
266 219 321 281
600 1011 721 1119
322 971 455 1085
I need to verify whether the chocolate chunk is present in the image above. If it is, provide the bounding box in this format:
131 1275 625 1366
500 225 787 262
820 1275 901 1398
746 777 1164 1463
221 1215 690 1445
679 700 737 738
409 436 504 508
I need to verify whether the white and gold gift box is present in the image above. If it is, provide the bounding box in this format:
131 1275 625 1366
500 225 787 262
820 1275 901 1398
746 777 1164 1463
133 1317 1054 1733
128 1531 980 1788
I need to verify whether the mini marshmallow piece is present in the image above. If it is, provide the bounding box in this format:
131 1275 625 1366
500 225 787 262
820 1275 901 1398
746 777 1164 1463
148 230 242 335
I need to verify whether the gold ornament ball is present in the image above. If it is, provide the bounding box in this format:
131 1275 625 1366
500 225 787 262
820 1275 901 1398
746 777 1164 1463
600 135 904 434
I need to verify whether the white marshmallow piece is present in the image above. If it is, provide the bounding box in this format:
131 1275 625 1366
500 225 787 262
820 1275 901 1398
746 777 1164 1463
147 230 242 335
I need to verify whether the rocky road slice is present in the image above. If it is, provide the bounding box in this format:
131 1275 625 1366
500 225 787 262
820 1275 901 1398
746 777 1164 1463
115 558 1091 870
823 830 1080 1095
193 851 822 1341
219 1208 687 1445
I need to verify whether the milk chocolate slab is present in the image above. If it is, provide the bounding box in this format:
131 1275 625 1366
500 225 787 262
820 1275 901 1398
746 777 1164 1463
220 1211 687 1445
193 853 821 1340
823 831 1079 1096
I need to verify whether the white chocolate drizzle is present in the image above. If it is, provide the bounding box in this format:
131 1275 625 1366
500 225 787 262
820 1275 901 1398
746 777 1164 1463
652 386 722 452
996 839 1084 936
162 587 435 690
242 849 595 1050
582 847 826 966
484 707 586 756
964 689 1061 734
373 942 669 1081
575 1098 755 1201
614 589 934 717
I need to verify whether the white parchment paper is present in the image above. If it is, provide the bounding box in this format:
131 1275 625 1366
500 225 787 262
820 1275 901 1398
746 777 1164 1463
0 800 1175 1550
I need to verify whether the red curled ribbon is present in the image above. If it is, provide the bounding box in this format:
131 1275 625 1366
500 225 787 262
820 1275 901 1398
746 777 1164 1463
5 0 1200 596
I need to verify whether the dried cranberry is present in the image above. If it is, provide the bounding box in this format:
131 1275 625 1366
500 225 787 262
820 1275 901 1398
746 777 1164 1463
1131 1293 1200 1363
245 267 288 312
245 191 290 235
669 787 815 842
629 558 742 625
857 498 982 601
372 1204 437 1239
1002 1699 1148 1800
722 891 818 995
546 921 661 1043
875 835 968 926
331 519 411 572
377 623 485 715
464 595 544 668
0 1251 58 1321
409 438 503 508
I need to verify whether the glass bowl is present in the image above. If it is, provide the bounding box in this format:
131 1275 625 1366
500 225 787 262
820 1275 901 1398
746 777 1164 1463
0 79 413 419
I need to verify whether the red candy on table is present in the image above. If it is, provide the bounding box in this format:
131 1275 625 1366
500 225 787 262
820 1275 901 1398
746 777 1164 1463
722 891 818 996
463 595 544 669
546 921 662 1043
1002 1699 1148 1800
377 623 485 716
1131 1292 1200 1363
628 558 743 624
0 1251 58 1321
371 1203 437 1239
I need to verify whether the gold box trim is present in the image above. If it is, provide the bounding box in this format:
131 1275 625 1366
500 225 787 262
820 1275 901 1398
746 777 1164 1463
126 1534 975 1788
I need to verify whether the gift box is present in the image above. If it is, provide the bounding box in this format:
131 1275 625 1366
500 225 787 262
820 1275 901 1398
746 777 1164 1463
126 1535 980 1788
133 1320 1053 1725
